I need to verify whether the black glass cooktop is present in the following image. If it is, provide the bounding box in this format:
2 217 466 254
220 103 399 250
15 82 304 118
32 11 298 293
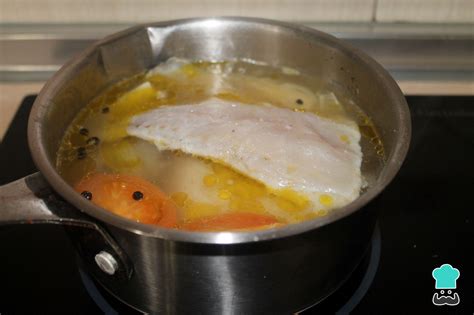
0 95 472 314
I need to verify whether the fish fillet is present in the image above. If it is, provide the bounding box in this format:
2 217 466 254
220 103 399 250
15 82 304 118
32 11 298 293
128 99 362 207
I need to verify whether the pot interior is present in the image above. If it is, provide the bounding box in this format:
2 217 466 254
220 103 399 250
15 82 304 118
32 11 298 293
29 18 410 241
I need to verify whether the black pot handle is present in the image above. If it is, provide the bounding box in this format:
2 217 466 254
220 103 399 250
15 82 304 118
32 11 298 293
0 172 133 280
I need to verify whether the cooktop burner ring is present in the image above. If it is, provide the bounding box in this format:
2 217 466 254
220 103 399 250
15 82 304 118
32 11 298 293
336 221 381 314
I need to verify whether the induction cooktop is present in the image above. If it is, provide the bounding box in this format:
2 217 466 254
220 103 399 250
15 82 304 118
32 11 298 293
0 95 472 314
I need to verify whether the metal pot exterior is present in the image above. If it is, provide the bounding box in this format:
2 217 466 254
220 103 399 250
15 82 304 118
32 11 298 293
21 17 410 313
94 205 377 313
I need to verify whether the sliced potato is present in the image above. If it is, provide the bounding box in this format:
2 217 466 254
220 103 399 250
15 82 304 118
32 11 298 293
100 137 141 171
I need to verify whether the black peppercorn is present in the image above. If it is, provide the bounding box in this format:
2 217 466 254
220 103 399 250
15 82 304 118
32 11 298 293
296 99 304 105
101 107 110 113
79 128 89 136
86 137 100 145
77 147 87 159
132 191 144 201
81 191 92 200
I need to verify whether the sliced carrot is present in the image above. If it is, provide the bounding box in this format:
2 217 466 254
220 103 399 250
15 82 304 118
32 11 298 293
75 173 177 228
181 212 281 232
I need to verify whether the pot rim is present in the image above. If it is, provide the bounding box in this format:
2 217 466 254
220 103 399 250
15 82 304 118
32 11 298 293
28 16 411 244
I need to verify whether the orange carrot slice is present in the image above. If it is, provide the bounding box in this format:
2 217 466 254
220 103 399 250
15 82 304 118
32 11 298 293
75 173 177 228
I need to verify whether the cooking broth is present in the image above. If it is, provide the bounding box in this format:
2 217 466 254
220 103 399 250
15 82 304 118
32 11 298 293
57 58 383 231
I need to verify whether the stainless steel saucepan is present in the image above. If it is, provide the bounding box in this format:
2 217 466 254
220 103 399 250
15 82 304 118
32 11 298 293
0 17 410 314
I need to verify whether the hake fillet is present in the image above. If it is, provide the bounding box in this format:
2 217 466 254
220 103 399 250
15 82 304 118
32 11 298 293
128 99 362 207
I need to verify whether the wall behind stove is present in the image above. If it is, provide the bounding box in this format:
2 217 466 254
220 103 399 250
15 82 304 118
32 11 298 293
0 0 472 24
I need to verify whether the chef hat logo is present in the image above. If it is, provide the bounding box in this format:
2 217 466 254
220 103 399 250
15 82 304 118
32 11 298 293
432 264 460 289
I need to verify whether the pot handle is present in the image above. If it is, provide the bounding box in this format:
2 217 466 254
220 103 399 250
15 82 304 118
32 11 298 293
0 172 133 280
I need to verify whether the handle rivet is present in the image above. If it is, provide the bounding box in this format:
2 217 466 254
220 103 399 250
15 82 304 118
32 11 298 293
94 251 118 275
